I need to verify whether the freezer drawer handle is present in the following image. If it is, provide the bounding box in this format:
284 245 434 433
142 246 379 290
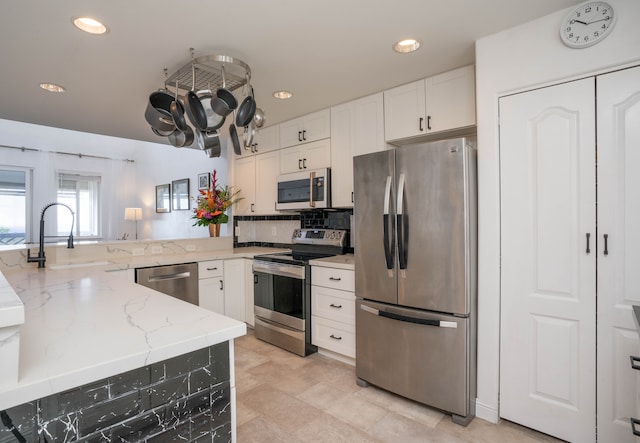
631 417 640 436
630 355 640 370
360 304 457 328
147 271 191 282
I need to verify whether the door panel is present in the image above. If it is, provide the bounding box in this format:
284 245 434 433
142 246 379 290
395 140 471 314
499 78 596 443
597 65 640 443
353 150 396 304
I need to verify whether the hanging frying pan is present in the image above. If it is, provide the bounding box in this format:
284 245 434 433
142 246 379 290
229 122 241 155
170 81 188 132
235 87 256 127
186 64 208 131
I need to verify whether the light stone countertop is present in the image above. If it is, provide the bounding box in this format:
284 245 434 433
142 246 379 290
0 246 287 411
309 253 355 270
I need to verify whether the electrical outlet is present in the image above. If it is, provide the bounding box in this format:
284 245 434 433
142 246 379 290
185 244 196 252
151 246 162 254
271 226 277 236
132 248 144 256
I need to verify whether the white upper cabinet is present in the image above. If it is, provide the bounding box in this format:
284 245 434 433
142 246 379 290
279 109 331 148
330 92 385 207
233 151 280 215
280 139 331 174
384 65 476 142
245 125 280 155
233 156 256 216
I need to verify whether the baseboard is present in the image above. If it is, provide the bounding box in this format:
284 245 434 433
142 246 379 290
475 398 499 424
317 348 355 366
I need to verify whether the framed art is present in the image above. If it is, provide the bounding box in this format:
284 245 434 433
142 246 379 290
155 184 171 213
198 172 210 191
171 178 190 211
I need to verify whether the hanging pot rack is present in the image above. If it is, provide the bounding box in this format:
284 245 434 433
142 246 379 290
164 54 251 94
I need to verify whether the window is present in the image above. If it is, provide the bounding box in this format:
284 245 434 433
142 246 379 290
0 168 31 244
57 172 101 238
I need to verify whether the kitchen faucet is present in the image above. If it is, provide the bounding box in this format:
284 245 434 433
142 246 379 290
27 202 75 268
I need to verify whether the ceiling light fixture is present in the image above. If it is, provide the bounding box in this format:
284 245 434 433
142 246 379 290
39 83 66 93
273 90 293 100
393 38 421 53
72 16 109 35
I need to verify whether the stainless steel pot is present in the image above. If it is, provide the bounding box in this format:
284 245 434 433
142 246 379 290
196 129 220 151
253 107 265 128
145 90 176 133
168 126 194 148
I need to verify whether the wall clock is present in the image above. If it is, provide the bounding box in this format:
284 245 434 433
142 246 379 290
560 1 617 48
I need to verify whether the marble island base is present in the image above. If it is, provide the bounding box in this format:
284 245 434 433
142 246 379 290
0 342 231 443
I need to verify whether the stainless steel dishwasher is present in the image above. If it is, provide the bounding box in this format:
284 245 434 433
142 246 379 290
135 262 199 305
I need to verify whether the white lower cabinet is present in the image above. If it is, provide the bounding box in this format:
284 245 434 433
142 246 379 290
244 258 255 328
222 259 245 323
198 260 224 315
311 266 355 360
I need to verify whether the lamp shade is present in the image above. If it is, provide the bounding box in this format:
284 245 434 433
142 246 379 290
124 207 142 221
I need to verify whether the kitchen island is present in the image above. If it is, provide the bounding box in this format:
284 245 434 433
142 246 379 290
0 241 284 443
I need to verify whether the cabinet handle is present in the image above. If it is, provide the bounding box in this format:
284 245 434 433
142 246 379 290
206 267 218 271
219 280 223 290
329 303 343 309
303 158 307 169
631 418 640 436
630 356 640 370
298 159 303 169
351 192 354 203
329 334 342 340
427 115 432 130
419 117 424 132
252 143 258 153
298 131 303 142
251 203 255 213
604 234 609 255
302 129 307 141
586 233 591 254
329 277 341 281
254 274 258 284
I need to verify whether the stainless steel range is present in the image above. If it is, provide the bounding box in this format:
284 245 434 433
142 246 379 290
253 228 347 356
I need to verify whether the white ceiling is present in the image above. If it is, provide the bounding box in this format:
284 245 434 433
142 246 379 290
0 0 582 145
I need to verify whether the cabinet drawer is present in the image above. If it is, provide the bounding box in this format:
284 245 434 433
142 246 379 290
198 260 224 278
312 316 355 358
312 266 354 291
312 285 355 325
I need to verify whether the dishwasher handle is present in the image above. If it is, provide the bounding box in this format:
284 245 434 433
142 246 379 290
147 271 192 282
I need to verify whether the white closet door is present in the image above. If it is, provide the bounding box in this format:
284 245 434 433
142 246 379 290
597 65 640 443
499 78 596 443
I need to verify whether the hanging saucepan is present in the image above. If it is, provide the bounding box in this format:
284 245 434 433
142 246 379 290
186 64 209 131
229 117 241 156
145 90 176 133
151 127 173 137
196 129 220 151
253 107 265 128
185 89 225 131
236 87 256 127
210 65 237 118
243 120 256 149
170 81 188 132
168 125 194 148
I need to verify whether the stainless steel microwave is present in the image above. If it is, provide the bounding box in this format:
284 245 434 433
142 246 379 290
276 168 331 210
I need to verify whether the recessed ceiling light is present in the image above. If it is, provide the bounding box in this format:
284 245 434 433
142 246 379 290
273 90 293 100
39 83 66 93
393 38 421 53
72 16 109 35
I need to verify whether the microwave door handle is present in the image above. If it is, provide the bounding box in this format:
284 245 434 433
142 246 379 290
309 171 316 208
396 173 407 270
383 175 394 270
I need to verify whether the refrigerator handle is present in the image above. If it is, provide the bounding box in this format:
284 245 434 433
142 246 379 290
396 173 407 270
360 304 458 328
383 175 394 270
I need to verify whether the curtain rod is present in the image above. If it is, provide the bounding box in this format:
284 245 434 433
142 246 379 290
0 144 135 163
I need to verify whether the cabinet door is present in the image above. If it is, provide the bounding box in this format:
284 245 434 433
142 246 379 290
280 145 306 173
301 138 331 170
596 66 640 443
301 109 331 143
254 151 280 215
252 125 280 154
425 65 476 134
244 259 255 327
332 93 385 207
499 78 596 443
279 118 304 148
233 156 255 215
198 278 225 315
223 259 245 323
384 79 425 141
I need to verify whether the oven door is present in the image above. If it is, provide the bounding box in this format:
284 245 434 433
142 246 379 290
253 260 306 331
275 168 331 210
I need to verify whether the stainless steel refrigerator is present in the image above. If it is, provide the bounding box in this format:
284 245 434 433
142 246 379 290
353 137 477 426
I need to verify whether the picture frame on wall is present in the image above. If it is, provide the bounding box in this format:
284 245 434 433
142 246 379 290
155 184 171 213
171 178 190 211
198 172 210 191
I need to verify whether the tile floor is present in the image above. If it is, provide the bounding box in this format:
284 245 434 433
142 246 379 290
234 330 565 443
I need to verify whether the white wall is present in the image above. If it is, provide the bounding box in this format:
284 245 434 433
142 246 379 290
474 0 640 423
0 119 232 241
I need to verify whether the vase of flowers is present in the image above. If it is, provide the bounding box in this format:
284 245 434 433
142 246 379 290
192 170 241 237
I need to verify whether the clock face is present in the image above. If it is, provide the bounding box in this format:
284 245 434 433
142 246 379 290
560 1 616 48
